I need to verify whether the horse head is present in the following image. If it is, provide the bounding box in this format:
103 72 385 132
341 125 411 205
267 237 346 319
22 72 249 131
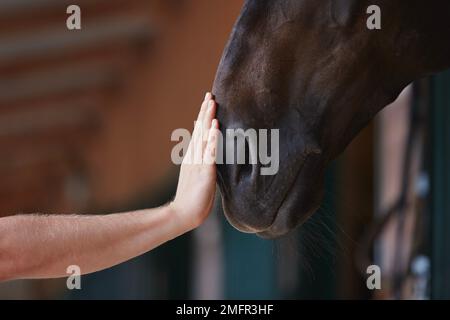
212 0 450 238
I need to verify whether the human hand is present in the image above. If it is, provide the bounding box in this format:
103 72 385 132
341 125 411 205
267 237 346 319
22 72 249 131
170 93 219 230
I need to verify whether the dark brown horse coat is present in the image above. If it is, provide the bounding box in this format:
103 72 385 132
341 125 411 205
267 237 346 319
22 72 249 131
212 0 450 238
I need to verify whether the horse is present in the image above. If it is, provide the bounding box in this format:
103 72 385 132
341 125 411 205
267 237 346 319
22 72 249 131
212 0 450 238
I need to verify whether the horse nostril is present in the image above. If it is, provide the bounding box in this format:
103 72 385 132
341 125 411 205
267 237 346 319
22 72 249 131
236 163 253 182
234 138 257 184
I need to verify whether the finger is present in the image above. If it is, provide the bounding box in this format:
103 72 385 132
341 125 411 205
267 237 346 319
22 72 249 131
191 93 212 164
204 119 220 165
202 99 216 144
192 93 211 143
191 121 203 165
197 92 212 124
182 127 202 165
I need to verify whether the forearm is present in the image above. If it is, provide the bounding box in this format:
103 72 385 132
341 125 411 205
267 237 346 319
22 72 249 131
0 206 192 281
0 93 218 282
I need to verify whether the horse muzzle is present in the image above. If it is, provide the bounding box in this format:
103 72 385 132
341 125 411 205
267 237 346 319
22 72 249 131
217 151 325 238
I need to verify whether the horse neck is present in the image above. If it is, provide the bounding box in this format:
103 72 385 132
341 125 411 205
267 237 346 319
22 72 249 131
396 0 450 78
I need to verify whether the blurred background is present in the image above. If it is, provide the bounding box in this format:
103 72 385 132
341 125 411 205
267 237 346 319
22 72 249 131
0 0 449 300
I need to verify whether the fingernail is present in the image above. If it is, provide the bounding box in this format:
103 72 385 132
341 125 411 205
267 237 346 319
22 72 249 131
208 100 214 109
205 92 211 100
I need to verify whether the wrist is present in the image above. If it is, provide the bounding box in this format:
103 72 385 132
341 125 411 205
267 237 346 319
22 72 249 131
167 201 203 232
